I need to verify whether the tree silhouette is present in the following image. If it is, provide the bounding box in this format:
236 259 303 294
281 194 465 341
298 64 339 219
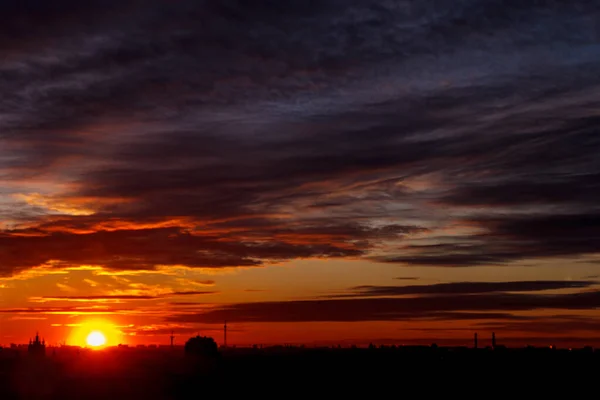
184 335 219 357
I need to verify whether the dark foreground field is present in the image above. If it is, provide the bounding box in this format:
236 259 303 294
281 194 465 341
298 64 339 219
1 346 598 398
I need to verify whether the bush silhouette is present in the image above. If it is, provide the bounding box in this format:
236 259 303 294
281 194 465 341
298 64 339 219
184 335 219 357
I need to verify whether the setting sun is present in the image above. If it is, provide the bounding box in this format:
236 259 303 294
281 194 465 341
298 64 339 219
67 319 122 348
86 331 106 347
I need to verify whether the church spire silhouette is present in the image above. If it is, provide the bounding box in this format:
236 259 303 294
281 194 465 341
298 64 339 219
28 331 46 357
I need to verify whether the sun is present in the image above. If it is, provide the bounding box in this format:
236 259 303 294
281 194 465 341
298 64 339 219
86 331 107 347
68 318 124 347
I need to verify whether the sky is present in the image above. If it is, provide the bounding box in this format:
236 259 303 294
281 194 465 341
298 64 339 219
1 0 600 348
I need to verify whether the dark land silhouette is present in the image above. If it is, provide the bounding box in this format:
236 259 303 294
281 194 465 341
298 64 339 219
0 334 599 398
184 335 219 358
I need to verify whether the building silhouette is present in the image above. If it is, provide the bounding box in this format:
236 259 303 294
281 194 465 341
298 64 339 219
28 332 46 357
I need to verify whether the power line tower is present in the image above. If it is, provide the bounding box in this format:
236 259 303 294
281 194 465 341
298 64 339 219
170 331 175 348
224 320 227 348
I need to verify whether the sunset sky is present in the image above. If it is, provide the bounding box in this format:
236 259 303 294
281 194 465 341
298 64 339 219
1 0 600 348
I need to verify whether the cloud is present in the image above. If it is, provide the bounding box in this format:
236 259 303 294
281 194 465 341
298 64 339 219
0 221 423 275
56 282 76 293
168 302 211 307
439 173 600 208
83 279 98 287
195 280 216 286
325 281 596 298
167 289 600 324
0 306 127 315
0 225 375 275
1 0 599 274
32 290 217 302
376 212 600 266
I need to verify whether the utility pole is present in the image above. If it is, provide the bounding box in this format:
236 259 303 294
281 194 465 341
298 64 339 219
224 320 227 348
474 333 478 349
170 331 175 348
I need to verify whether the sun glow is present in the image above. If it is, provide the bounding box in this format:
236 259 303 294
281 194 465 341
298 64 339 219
86 331 106 347
68 319 123 348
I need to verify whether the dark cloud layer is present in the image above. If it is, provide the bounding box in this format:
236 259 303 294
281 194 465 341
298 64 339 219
1 0 600 274
381 213 600 267
0 223 412 275
326 281 595 298
168 289 600 324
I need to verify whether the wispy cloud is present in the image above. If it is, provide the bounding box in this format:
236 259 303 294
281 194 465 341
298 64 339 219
30 290 218 303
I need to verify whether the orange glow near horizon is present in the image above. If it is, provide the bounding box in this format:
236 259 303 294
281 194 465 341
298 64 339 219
68 319 123 348
2 259 600 348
